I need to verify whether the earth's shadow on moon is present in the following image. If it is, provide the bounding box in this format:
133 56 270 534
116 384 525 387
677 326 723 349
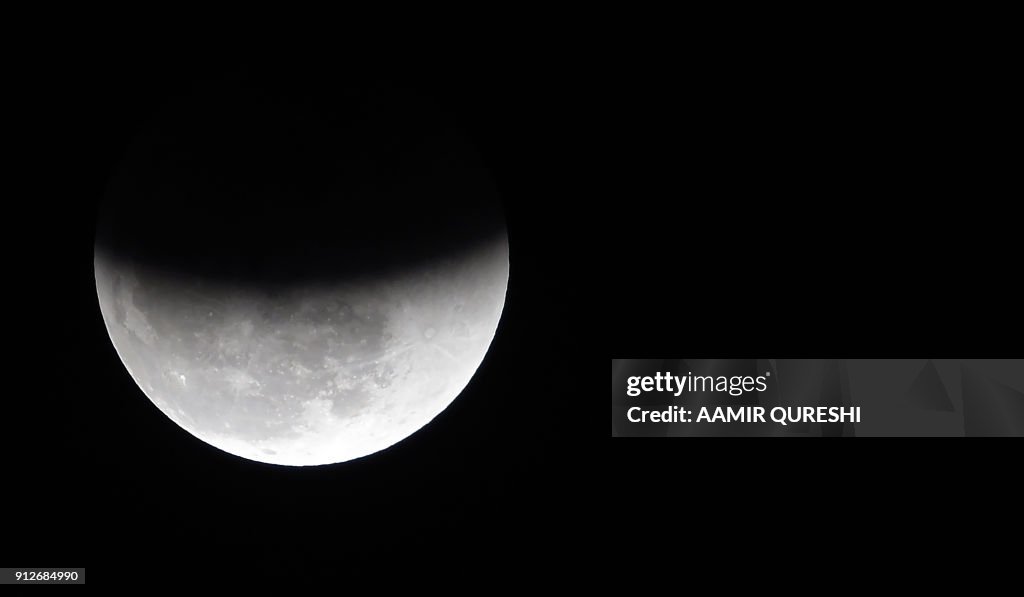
95 71 506 290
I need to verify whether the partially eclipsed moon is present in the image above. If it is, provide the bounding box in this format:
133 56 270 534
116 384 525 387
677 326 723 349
93 77 509 466
94 238 508 466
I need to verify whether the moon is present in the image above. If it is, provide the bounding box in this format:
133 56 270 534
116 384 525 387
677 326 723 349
94 75 509 466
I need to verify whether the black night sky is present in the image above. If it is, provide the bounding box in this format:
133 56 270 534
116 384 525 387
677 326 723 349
6 29 1020 586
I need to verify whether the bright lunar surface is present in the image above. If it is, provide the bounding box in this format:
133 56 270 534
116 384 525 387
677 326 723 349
94 75 509 466
95 241 507 466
